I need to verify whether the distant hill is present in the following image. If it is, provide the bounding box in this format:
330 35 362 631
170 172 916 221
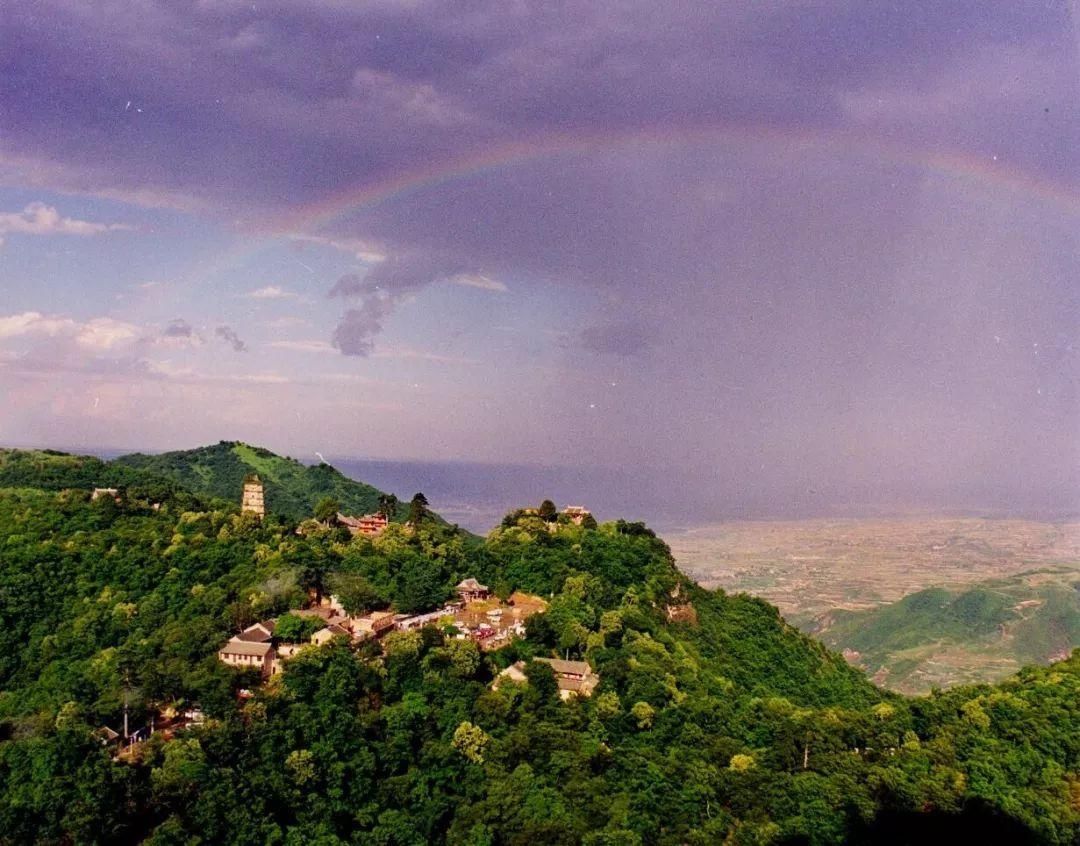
0 442 420 523
0 448 155 491
809 569 1080 693
112 441 409 521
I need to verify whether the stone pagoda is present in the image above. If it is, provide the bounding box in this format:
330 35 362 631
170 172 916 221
241 474 265 518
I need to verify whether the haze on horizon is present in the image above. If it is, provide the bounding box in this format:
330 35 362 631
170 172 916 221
1 1 1077 519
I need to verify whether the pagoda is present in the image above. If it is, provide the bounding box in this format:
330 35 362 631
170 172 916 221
241 474 265 518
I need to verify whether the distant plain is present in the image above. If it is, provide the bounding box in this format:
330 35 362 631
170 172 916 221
668 518 1080 692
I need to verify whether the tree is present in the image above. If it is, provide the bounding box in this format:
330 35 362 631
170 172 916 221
274 613 321 644
377 493 399 520
328 573 386 616
631 701 655 729
314 497 339 525
452 721 490 763
407 492 429 526
538 499 558 522
394 553 445 613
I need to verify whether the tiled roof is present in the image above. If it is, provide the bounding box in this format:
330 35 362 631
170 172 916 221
220 639 273 657
236 621 275 642
534 657 592 676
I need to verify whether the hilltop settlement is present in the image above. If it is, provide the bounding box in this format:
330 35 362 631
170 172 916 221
222 476 594 699
0 443 1077 845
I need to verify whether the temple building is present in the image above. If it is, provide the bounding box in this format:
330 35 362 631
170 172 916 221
493 658 600 700
241 475 265 518
218 639 275 676
337 512 389 536
456 577 490 602
562 506 591 525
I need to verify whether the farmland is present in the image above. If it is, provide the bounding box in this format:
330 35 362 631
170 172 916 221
668 517 1080 691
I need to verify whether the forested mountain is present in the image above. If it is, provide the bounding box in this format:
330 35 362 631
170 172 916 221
1 442 412 523
113 441 397 521
0 454 1076 844
0 448 162 492
810 572 1080 694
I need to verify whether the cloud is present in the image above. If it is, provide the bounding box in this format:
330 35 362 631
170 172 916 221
0 311 77 340
0 202 131 240
290 233 387 263
450 273 507 292
328 274 367 299
163 318 194 338
0 310 141 352
157 318 203 349
269 339 336 353
215 325 248 352
263 316 311 329
76 318 142 352
1 1 1077 510
246 285 296 299
326 256 473 355
331 296 394 357
373 345 481 365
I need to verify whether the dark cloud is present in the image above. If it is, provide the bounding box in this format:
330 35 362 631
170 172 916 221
328 274 366 298
332 296 394 357
215 325 247 352
2 1 1077 512
163 318 193 338
2 1 1075 213
327 256 472 353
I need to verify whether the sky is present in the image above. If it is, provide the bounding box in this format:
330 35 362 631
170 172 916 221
1 1 1078 517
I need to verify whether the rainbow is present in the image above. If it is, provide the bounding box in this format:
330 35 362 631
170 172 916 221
275 121 1080 238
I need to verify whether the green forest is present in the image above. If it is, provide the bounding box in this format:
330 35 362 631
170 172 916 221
0 447 1077 844
810 575 1080 693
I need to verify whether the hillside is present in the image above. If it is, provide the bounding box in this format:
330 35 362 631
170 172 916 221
810 570 1080 694
0 448 156 491
0 458 1076 842
112 441 399 521
670 518 1080 691
0 442 424 524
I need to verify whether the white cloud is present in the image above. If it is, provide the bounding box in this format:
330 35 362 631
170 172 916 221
264 316 311 329
246 285 296 299
373 345 480 365
75 318 142 351
0 311 77 340
0 202 133 239
449 273 508 292
289 232 387 263
269 339 336 353
0 311 144 354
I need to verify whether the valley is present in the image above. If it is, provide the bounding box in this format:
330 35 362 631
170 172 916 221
668 517 1080 692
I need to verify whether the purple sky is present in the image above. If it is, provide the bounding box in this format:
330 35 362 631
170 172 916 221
1 1 1077 515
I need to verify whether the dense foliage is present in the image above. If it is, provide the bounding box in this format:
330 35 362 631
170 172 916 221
812 575 1080 692
114 442 404 522
0 447 1076 844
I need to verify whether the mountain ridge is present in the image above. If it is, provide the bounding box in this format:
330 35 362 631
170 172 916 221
0 441 432 524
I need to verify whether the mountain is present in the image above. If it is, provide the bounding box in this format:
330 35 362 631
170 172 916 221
113 441 400 521
0 441 417 523
0 447 149 491
810 570 1080 693
0 449 1076 843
